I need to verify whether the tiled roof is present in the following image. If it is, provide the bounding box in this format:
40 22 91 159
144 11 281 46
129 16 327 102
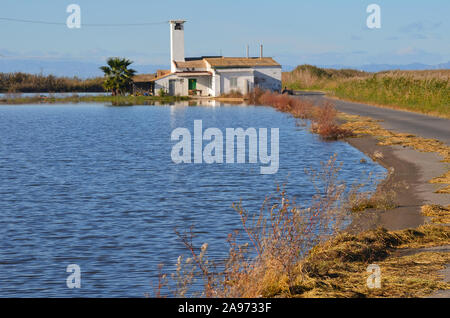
174 60 207 69
204 57 280 68
174 71 212 77
150 72 174 82
133 74 157 82
156 69 171 77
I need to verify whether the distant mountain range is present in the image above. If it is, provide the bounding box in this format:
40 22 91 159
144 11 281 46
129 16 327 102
282 61 450 72
0 58 448 78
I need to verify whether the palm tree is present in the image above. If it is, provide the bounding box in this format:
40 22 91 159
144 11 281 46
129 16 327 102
99 57 136 96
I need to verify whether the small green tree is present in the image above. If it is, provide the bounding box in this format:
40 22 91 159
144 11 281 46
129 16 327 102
99 57 136 96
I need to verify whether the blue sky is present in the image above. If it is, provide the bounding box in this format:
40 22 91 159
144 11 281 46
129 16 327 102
0 0 449 68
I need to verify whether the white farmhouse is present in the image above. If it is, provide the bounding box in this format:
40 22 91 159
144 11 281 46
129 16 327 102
150 20 282 97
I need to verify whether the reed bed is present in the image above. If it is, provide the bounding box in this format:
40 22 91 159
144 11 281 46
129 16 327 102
334 75 449 117
0 94 189 105
282 65 450 118
0 72 104 93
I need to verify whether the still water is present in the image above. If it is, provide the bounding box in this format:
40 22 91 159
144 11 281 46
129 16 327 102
0 103 385 297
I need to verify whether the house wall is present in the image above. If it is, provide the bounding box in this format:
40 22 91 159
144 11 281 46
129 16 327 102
193 76 212 96
154 66 281 97
154 74 176 95
211 71 221 97
253 66 282 92
215 69 254 96
154 75 212 96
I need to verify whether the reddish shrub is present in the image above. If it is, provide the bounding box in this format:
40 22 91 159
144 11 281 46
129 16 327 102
313 102 353 140
246 89 353 140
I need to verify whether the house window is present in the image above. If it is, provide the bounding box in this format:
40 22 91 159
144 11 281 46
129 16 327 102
230 77 238 88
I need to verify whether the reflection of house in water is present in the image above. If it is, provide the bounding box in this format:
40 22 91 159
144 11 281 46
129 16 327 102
133 20 282 97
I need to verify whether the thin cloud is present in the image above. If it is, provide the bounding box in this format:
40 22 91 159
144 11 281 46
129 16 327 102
350 35 362 41
399 21 442 33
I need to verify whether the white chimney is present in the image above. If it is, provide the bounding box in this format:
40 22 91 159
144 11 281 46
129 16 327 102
169 20 186 72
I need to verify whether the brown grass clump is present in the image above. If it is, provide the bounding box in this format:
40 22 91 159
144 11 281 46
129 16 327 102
430 171 450 184
347 168 401 213
436 185 450 194
421 205 450 224
293 225 450 297
247 88 352 140
309 102 353 140
220 90 244 98
430 171 450 194
298 251 450 298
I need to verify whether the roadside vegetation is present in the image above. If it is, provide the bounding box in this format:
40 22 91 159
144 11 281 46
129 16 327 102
282 64 368 91
0 72 104 93
246 88 353 140
421 205 450 224
219 90 244 98
347 168 401 213
154 155 450 298
282 65 450 118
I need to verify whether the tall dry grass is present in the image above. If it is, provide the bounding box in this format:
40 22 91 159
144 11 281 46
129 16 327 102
334 74 449 117
282 65 450 117
156 155 353 298
0 72 104 93
282 64 368 91
153 158 448 297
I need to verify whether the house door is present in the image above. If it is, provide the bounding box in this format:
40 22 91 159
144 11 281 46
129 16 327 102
188 79 197 91
169 80 176 95
244 79 250 95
